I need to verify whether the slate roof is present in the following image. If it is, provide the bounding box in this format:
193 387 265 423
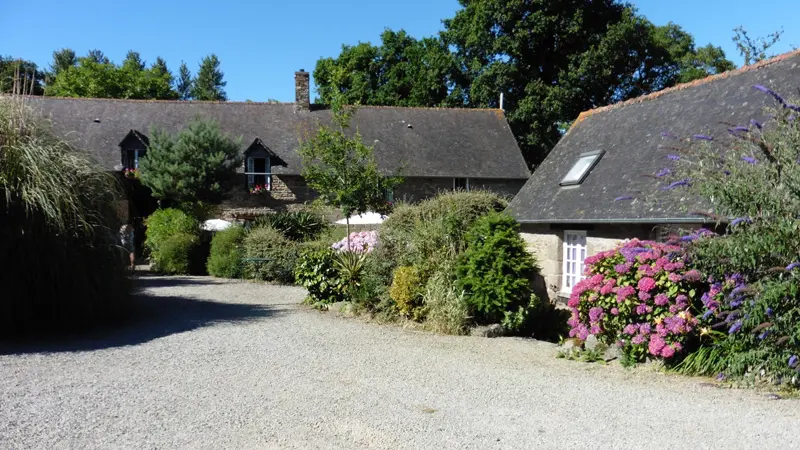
22 97 529 179
508 50 800 224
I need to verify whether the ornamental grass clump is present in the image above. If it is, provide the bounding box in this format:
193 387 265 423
0 97 130 337
568 237 709 362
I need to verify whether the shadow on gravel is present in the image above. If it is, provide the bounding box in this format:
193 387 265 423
131 274 222 290
0 277 281 355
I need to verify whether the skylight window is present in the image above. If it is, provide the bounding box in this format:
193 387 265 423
559 150 605 186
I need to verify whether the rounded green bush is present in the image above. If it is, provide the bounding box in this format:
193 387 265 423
157 232 200 275
294 247 347 304
242 225 299 283
207 225 246 278
455 212 538 324
145 208 199 256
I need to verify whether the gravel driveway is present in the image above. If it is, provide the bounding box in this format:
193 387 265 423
2 276 800 449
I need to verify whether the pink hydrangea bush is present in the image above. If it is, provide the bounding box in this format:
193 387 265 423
332 230 379 253
568 238 707 361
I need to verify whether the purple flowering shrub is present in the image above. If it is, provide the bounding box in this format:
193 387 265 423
331 230 379 253
568 238 710 362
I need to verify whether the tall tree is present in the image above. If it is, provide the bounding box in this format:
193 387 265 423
46 56 122 98
0 57 45 95
733 26 784 65
86 49 109 64
315 1 734 167
298 99 401 238
49 48 76 76
191 54 226 101
176 62 193 100
315 29 463 107
122 50 146 71
152 57 169 77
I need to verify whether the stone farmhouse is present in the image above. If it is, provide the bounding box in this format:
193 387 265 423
508 50 800 301
25 70 530 221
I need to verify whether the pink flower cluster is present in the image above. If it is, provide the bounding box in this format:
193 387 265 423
567 238 706 360
332 230 379 253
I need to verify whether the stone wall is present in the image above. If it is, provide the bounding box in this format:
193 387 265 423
219 175 315 220
520 223 661 302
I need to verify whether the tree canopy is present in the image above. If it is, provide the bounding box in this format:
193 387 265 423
314 1 737 167
191 54 227 101
0 57 44 95
139 118 242 208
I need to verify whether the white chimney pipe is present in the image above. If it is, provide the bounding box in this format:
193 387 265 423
499 93 504 111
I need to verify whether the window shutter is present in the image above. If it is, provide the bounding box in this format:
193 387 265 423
246 157 254 188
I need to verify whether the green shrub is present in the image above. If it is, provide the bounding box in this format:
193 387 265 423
423 269 470 335
294 247 347 304
156 232 201 275
145 208 199 256
455 212 538 324
242 226 298 283
349 253 390 311
389 266 425 317
253 210 329 242
0 97 130 336
502 294 568 339
207 225 246 278
333 251 368 295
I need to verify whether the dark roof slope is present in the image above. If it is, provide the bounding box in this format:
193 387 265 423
23 97 529 179
508 50 800 223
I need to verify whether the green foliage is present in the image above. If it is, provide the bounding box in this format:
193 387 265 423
298 102 402 221
139 118 242 208
316 2 735 166
502 294 569 339
294 247 347 304
252 210 329 242
45 49 178 100
423 268 470 335
333 251 368 295
389 266 425 317
314 29 464 107
455 212 537 324
733 26 784 65
0 56 45 95
144 208 199 255
156 232 200 275
207 225 247 278
191 54 227 101
176 62 194 100
0 97 130 336
242 226 298 283
661 92 800 385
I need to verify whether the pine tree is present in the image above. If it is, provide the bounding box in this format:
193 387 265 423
176 62 193 100
191 54 227 101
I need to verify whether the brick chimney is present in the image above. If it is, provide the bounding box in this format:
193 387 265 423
294 69 310 112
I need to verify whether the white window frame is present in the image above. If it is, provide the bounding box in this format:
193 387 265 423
134 150 140 169
453 177 470 191
561 230 587 296
560 150 605 186
246 156 272 191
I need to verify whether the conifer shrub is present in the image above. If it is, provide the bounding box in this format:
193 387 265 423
455 212 538 324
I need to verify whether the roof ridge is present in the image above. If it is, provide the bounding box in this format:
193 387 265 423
570 48 800 129
21 95 504 113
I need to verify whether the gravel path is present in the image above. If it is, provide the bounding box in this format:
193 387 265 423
2 276 800 449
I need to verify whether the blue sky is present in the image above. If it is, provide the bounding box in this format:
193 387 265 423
2 0 797 102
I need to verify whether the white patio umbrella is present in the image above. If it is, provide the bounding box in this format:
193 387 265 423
335 212 386 225
202 219 233 231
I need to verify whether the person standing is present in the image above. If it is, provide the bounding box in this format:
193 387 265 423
120 224 136 271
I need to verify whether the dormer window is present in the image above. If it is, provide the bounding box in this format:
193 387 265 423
245 138 276 192
560 150 604 186
119 130 149 171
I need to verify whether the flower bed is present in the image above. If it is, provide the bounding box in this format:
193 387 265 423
332 230 378 253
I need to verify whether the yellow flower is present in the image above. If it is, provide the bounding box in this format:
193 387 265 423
654 317 663 325
700 327 710 336
678 311 688 320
